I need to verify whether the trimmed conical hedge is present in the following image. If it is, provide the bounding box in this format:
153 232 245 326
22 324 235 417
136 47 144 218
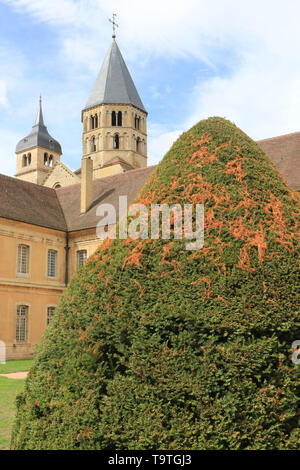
11 118 300 450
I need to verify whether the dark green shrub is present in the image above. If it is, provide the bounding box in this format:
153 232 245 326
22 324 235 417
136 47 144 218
11 117 300 450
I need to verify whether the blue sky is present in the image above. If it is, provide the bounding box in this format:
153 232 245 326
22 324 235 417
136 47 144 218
1 0 300 176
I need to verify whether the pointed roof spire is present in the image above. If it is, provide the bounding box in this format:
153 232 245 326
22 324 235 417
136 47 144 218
16 96 62 154
84 39 146 113
35 95 45 126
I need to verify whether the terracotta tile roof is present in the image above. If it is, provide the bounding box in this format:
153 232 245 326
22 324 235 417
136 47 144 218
257 132 300 191
0 174 67 231
56 165 156 232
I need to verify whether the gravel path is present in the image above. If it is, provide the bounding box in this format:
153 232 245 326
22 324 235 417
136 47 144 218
0 371 28 379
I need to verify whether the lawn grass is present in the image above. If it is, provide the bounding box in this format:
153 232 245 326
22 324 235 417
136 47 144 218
0 377 25 450
0 359 33 374
0 360 33 450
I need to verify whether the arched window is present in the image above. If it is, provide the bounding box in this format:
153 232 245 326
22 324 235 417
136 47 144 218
27 153 31 165
135 115 140 130
118 111 122 126
22 155 27 167
94 114 98 128
92 137 97 152
136 137 141 153
113 134 119 149
112 111 116 126
53 183 61 189
90 115 95 130
44 153 48 165
49 155 53 167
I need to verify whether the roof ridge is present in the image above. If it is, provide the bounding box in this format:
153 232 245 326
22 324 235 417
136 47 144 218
56 165 157 194
257 131 300 143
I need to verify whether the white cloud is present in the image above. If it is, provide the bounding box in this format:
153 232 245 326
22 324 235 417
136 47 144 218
2 0 300 167
185 49 300 140
148 128 183 166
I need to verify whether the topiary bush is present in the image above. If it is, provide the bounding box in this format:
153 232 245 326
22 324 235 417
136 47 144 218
11 117 300 450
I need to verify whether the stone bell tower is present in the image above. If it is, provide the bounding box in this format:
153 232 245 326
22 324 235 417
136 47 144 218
15 97 62 185
81 34 147 179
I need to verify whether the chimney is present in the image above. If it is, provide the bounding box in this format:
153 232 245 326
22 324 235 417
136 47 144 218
80 157 93 214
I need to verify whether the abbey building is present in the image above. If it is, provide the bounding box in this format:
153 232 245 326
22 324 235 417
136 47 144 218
0 38 153 360
15 38 148 189
0 37 299 360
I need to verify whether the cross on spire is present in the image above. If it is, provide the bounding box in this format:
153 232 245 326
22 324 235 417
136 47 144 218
109 13 118 39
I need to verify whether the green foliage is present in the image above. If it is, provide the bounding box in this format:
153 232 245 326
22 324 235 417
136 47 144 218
11 117 300 450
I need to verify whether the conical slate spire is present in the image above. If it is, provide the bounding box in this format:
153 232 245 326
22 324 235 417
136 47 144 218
35 95 45 126
84 39 146 113
16 97 62 154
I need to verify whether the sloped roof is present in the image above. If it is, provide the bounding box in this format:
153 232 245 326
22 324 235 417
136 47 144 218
56 166 156 232
257 132 300 191
102 156 134 171
84 39 146 113
0 166 155 232
0 174 67 231
16 97 62 154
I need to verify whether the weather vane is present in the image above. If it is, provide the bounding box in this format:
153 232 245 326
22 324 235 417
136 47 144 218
109 13 119 39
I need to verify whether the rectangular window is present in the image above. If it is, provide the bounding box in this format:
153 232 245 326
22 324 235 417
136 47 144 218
47 250 57 278
17 244 29 274
47 306 55 325
77 250 87 269
16 305 28 343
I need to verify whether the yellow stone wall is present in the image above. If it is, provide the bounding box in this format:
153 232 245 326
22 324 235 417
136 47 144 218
94 163 125 179
15 146 61 185
68 228 103 280
0 218 66 359
0 217 104 359
82 103 147 176
42 162 81 189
